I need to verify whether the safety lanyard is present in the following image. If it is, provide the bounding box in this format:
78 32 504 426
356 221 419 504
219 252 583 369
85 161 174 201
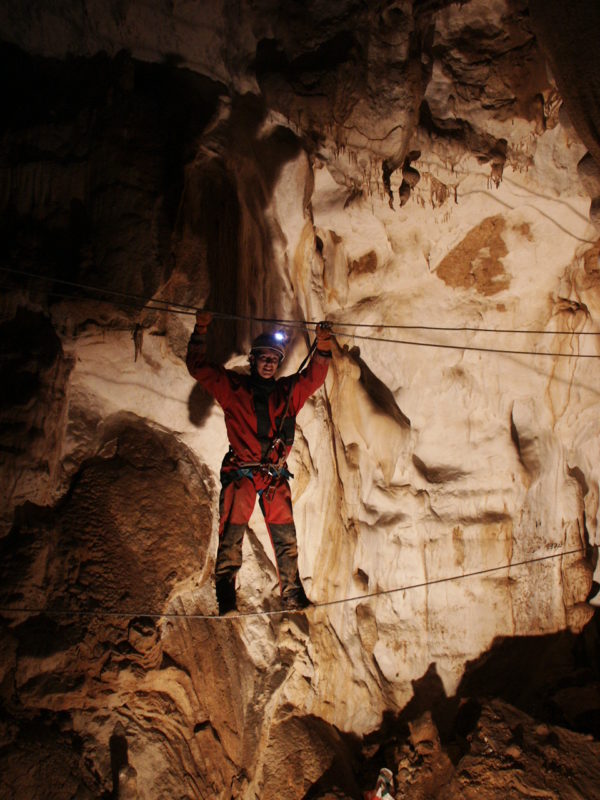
264 338 319 464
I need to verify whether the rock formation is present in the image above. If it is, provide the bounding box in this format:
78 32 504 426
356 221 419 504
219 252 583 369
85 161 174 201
1 1 599 798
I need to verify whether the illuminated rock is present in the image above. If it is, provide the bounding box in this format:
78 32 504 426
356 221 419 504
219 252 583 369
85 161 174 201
1 2 599 798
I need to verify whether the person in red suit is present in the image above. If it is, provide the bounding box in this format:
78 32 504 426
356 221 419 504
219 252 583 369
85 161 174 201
187 311 332 614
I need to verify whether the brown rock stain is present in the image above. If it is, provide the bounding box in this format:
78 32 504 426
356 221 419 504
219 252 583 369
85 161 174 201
430 176 451 208
294 220 318 294
356 603 378 653
350 249 378 275
516 222 534 241
452 526 465 567
436 215 510 296
482 519 514 557
582 241 600 290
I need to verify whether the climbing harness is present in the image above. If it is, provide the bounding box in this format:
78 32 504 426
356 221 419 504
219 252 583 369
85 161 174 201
0 277 595 621
222 455 293 496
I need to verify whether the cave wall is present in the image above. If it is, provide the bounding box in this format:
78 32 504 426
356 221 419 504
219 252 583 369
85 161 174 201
1 2 600 799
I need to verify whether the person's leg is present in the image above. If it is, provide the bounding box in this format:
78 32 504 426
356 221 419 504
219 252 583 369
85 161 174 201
215 475 256 613
260 479 307 608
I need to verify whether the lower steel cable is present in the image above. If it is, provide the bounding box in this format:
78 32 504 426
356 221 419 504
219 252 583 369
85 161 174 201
0 547 585 622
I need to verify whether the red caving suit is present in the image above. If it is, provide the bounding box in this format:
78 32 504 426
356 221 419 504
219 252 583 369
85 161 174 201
186 334 330 603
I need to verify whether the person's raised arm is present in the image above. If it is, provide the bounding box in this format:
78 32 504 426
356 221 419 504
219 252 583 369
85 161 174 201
289 322 332 411
186 310 231 405
186 310 213 372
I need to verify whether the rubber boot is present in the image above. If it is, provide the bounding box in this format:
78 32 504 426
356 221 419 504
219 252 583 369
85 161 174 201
215 576 237 616
281 584 310 611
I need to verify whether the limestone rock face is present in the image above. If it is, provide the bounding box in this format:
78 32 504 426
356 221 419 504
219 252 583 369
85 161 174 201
1 2 600 799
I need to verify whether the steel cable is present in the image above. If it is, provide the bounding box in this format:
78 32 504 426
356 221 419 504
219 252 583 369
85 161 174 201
0 267 600 344
0 268 592 621
0 547 585 622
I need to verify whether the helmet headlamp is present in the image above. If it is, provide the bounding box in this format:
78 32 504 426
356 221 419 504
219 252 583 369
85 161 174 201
250 331 287 362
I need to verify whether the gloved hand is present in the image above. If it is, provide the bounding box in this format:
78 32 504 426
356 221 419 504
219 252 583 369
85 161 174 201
315 321 332 353
194 310 213 335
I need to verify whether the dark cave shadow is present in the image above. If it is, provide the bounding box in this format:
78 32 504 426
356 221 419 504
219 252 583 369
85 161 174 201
108 723 129 800
456 608 600 736
304 609 600 799
188 381 215 427
302 666 466 800
357 663 471 785
185 96 309 403
0 42 228 294
345 345 411 429
296 715 362 800
302 760 361 800
378 609 599 761
300 666 457 800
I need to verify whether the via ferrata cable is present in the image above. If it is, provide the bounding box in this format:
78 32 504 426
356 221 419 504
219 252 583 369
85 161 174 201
0 547 586 622
2 265 600 348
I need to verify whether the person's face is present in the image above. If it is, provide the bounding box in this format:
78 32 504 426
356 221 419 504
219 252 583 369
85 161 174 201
255 350 280 379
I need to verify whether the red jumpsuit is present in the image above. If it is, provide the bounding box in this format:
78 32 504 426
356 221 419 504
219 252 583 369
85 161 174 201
186 335 330 607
